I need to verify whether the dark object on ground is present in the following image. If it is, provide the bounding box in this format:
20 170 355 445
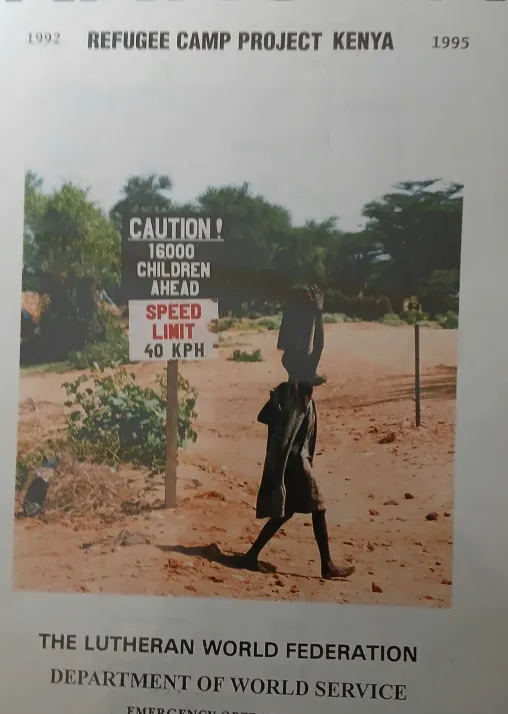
22 458 58 517
23 469 50 517
41 457 58 469
426 512 439 521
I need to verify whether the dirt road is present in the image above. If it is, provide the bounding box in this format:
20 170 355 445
13 323 456 607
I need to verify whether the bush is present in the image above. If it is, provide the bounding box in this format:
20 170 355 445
436 311 459 329
218 316 242 332
323 313 354 324
62 368 198 471
69 324 129 370
218 315 282 332
256 315 282 331
401 309 430 325
229 349 264 363
418 320 442 329
325 290 393 321
380 313 405 327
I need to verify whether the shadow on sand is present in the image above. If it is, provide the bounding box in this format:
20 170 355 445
157 543 340 581
157 543 277 574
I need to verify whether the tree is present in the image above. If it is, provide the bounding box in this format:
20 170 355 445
280 218 339 289
37 183 120 285
362 180 463 312
325 229 382 297
110 174 173 227
197 183 293 314
23 182 120 362
23 171 47 288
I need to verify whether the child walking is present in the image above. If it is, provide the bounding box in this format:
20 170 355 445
237 287 355 580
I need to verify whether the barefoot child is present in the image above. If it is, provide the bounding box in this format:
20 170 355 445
238 287 355 580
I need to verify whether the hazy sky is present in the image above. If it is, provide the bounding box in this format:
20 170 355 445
15 2 474 230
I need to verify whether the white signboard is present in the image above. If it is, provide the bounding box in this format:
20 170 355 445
129 299 219 361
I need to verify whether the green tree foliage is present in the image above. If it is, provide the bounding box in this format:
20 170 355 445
362 180 463 311
109 174 174 303
22 171 47 289
21 172 463 367
21 182 120 362
110 174 173 228
36 183 120 284
194 179 462 319
196 183 293 314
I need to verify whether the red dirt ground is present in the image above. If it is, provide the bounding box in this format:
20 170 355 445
13 323 456 608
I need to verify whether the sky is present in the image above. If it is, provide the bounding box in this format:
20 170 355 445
15 2 475 231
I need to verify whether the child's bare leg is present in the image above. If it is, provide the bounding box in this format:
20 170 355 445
239 514 293 571
312 510 355 579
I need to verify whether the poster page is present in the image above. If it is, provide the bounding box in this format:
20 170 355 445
0 1 507 713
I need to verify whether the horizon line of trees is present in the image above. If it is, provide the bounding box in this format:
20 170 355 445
21 171 463 363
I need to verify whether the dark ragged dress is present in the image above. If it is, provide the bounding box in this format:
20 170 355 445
255 381 325 519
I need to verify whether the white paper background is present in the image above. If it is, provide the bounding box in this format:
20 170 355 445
0 1 507 712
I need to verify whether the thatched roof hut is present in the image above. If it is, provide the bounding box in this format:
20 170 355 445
21 292 51 324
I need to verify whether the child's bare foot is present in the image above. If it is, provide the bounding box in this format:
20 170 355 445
228 554 275 574
322 563 355 579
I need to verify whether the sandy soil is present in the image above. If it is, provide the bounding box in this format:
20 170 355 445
13 323 456 607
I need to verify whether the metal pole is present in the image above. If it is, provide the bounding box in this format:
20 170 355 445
165 360 179 508
414 323 421 427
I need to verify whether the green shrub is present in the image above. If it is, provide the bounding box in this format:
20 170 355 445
229 349 264 363
436 311 459 329
69 324 129 370
419 320 441 329
218 316 242 332
255 315 282 331
401 309 430 325
325 290 393 321
323 313 354 324
380 313 405 327
62 369 198 471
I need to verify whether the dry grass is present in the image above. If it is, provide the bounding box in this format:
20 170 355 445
40 454 137 522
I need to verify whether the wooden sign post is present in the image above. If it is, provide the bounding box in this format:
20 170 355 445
414 323 421 427
165 360 179 508
122 213 225 509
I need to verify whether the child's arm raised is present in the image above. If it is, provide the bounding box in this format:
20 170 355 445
308 286 324 372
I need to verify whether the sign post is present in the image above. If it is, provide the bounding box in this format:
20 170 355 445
414 323 421 427
121 213 224 510
165 360 179 508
